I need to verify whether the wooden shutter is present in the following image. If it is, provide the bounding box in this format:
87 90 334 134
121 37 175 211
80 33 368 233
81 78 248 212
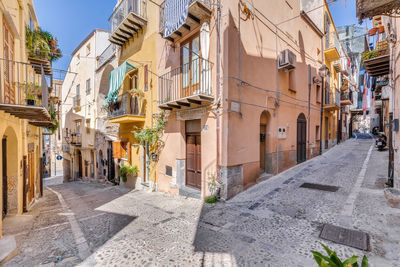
127 142 131 163
113 141 121 159
3 20 14 104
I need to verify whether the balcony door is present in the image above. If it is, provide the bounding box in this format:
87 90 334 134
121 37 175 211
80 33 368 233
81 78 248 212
3 20 15 104
181 35 200 98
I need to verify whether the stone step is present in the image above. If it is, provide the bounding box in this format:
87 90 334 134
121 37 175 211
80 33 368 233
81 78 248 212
257 173 273 184
0 236 17 264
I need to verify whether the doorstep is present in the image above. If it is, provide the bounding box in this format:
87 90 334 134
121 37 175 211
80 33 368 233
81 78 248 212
0 235 17 264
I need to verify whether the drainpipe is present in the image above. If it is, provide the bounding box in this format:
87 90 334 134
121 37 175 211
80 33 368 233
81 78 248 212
238 2 242 117
319 36 324 155
275 25 280 173
308 64 311 159
216 0 221 183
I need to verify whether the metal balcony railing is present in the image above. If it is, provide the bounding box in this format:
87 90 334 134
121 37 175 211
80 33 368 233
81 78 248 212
109 0 147 34
97 44 116 69
325 89 341 107
159 0 212 33
0 59 49 109
341 91 353 102
108 92 143 118
70 133 81 146
73 95 81 108
325 32 341 52
158 57 212 105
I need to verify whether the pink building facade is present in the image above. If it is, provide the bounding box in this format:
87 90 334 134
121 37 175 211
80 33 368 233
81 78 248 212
157 0 324 199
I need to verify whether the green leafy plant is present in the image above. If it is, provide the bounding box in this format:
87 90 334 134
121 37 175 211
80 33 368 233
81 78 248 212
25 26 62 62
205 195 217 204
133 112 167 150
311 243 368 267
118 164 138 183
46 104 59 134
207 171 223 196
361 50 378 61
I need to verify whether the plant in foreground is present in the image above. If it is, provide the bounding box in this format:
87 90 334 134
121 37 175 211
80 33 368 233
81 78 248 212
204 195 217 204
118 164 138 183
311 243 368 267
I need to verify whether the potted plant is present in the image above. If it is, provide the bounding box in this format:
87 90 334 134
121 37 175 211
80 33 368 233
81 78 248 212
118 164 139 189
26 92 35 105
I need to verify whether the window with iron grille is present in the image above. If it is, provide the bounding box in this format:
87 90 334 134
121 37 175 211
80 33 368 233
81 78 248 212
86 79 91 95
144 65 148 91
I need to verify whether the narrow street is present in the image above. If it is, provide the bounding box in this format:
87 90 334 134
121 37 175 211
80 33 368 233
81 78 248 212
3 137 399 266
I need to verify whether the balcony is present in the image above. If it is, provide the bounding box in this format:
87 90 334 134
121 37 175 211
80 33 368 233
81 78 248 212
356 0 400 22
340 91 353 105
158 57 213 110
97 44 116 69
70 133 82 146
109 0 147 46
108 92 145 123
159 0 212 42
0 59 51 124
324 89 340 111
363 40 389 77
324 32 341 61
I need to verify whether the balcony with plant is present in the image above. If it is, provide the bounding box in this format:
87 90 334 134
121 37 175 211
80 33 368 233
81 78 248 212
25 26 62 75
362 36 389 77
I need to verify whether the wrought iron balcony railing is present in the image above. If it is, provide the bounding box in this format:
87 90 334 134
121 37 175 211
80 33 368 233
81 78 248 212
108 92 143 118
341 91 353 104
70 132 81 146
97 44 116 69
73 95 81 108
158 57 213 109
0 58 51 123
325 89 341 107
159 0 212 37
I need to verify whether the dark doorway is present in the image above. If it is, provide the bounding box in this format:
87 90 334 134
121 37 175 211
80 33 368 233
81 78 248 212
2 138 7 219
297 113 307 163
77 150 82 178
260 125 266 172
325 117 329 149
23 156 27 212
185 119 201 190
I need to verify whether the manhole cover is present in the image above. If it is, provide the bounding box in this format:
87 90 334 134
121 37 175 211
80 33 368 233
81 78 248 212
300 183 339 192
320 224 369 251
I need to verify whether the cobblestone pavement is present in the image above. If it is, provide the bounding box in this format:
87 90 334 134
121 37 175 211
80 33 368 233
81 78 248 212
3 138 400 266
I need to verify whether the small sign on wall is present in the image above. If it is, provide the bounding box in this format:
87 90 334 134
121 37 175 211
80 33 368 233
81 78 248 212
278 127 287 139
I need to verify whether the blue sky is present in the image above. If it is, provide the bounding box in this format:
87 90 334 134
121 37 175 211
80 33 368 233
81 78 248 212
33 0 116 77
33 0 369 77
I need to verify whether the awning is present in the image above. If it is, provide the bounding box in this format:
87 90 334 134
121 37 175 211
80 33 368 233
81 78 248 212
106 61 136 106
356 0 400 22
163 0 189 38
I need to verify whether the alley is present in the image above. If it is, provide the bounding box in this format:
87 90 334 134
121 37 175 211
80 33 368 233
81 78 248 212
3 138 399 266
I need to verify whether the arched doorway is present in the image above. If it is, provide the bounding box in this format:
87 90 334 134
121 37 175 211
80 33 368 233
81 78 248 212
260 111 271 174
297 113 307 163
76 150 82 179
2 126 18 218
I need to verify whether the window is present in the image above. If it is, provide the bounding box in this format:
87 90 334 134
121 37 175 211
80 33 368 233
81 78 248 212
289 71 296 92
86 119 91 134
76 84 80 95
75 120 81 134
130 74 138 90
86 79 91 95
86 43 91 56
316 85 321 103
144 65 148 91
29 14 34 31
316 125 320 141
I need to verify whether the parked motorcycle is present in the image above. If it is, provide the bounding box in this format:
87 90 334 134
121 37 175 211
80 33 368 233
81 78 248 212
375 132 387 151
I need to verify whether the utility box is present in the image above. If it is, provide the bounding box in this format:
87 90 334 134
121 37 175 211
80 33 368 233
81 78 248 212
393 119 399 132
278 127 287 139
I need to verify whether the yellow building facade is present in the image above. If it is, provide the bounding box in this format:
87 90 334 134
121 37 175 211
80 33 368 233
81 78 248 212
322 3 341 151
0 0 53 237
107 0 160 188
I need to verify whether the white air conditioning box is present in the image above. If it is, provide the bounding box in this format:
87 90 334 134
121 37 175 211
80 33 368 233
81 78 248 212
278 49 296 71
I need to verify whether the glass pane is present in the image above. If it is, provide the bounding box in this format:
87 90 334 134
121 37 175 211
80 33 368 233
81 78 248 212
191 37 200 86
182 43 189 88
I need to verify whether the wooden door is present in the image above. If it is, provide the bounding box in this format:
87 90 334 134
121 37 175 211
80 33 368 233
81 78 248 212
28 151 34 203
186 135 201 189
3 20 14 104
297 114 307 163
324 117 329 149
260 125 266 172
78 151 82 178
2 138 7 218
23 156 27 212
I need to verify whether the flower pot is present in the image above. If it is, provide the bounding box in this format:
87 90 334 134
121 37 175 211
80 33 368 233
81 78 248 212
26 99 36 106
369 28 377 36
120 174 138 189
51 97 59 104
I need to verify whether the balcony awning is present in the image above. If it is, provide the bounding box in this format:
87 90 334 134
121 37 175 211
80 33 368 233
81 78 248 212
163 0 189 38
106 61 136 106
356 0 400 22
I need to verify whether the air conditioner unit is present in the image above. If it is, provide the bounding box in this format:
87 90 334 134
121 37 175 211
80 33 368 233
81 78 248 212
278 49 296 71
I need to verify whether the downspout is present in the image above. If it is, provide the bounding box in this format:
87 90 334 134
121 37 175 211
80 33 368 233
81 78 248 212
238 2 242 117
216 0 221 184
308 64 311 159
275 25 280 173
320 36 324 155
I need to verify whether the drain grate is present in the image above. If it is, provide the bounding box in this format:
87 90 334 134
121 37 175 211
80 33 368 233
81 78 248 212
320 224 369 251
300 182 339 192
